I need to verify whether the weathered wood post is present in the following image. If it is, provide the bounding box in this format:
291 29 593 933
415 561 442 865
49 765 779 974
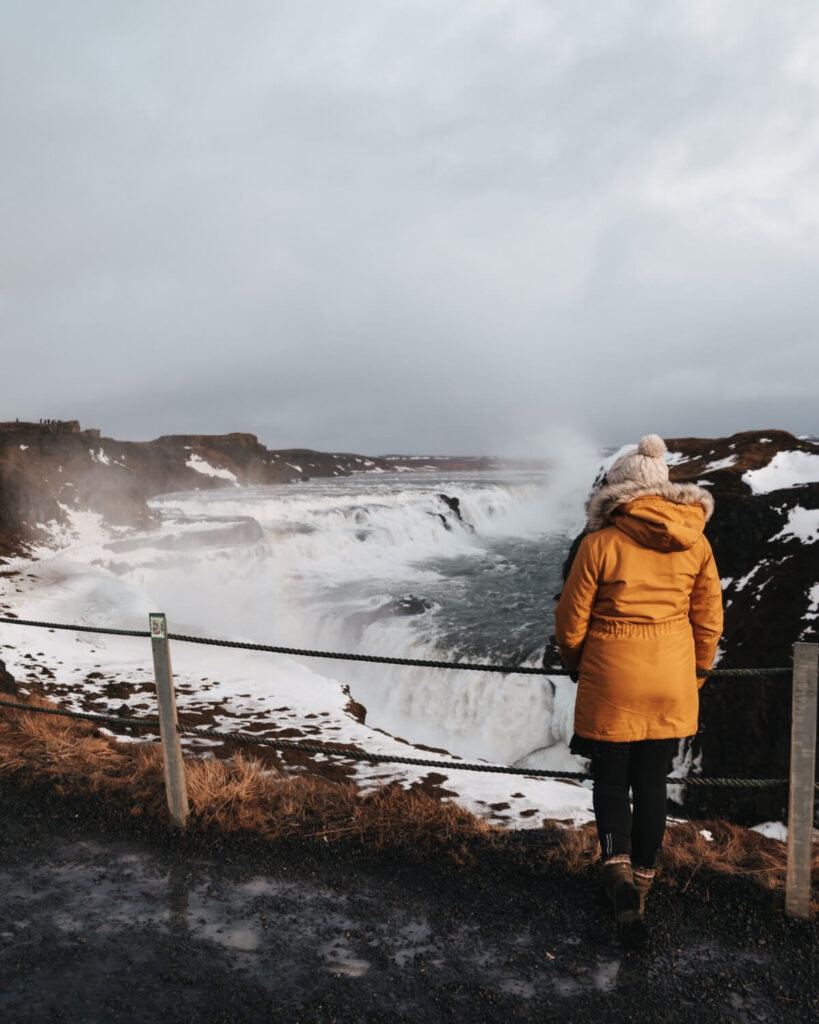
149 612 189 828
785 642 818 919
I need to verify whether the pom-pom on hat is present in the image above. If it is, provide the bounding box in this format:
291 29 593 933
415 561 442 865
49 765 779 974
606 434 670 488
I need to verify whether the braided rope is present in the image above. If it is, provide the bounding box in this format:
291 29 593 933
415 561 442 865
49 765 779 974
0 698 160 730
167 631 549 674
704 667 791 678
0 616 792 677
0 699 805 789
0 616 149 639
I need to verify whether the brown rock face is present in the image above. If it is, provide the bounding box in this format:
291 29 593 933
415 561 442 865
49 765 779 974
0 421 140 552
667 430 817 665
666 430 818 821
0 658 19 694
0 421 545 559
0 422 395 556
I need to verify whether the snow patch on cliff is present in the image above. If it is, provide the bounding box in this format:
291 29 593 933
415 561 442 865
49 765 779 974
664 451 691 466
743 451 819 494
185 454 238 483
735 563 766 593
805 584 819 623
772 506 819 545
703 455 737 472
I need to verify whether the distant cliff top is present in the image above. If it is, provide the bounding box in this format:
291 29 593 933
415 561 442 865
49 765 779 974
0 421 538 556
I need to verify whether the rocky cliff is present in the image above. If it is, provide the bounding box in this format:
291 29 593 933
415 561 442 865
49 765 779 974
670 430 817 820
0 421 513 557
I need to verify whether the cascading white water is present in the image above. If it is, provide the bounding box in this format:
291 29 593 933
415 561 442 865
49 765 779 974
137 466 593 765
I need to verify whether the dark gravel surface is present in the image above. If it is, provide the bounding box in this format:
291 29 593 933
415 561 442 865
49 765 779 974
0 782 816 1024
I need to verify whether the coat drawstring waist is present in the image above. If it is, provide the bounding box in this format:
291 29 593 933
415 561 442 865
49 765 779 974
588 617 691 639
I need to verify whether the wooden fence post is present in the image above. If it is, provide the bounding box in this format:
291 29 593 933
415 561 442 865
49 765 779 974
785 642 818 919
149 613 189 828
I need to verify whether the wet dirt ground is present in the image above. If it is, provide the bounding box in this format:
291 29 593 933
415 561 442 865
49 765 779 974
0 782 816 1024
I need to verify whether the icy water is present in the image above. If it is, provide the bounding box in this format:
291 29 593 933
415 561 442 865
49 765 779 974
138 467 594 768
148 468 583 667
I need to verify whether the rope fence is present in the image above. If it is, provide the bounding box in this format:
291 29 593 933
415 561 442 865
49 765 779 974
0 616 150 640
0 616 792 678
0 697 798 789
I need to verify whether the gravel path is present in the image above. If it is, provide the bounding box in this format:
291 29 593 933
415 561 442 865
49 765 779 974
0 781 816 1024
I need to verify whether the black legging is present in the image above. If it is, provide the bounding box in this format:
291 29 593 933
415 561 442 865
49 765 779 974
591 741 676 870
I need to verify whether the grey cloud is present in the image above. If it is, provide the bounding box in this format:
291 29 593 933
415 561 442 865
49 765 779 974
2 1 817 453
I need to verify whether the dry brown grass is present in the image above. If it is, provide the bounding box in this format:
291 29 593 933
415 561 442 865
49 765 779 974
1 698 816 904
660 821 819 914
0 695 169 812
663 820 818 889
183 750 497 852
0 698 500 854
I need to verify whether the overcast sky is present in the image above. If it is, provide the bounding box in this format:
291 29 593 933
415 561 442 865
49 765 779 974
2 1 818 455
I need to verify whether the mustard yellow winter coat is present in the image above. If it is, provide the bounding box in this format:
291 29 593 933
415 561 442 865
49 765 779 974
554 480 723 742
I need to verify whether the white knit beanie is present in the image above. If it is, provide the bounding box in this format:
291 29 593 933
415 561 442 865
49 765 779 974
606 434 669 488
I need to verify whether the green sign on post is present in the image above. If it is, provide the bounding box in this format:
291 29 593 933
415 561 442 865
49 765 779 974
149 613 167 640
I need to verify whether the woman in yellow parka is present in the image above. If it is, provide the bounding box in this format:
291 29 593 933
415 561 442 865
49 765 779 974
554 434 723 939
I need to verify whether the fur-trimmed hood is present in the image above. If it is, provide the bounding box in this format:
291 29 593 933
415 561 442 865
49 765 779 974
585 479 715 534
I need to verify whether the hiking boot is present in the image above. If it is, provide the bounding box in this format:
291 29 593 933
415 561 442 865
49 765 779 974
632 865 655 915
602 855 633 902
603 856 646 948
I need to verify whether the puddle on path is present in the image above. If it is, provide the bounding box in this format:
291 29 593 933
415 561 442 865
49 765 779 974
593 959 620 992
390 918 437 968
322 948 372 977
1 836 648 1003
